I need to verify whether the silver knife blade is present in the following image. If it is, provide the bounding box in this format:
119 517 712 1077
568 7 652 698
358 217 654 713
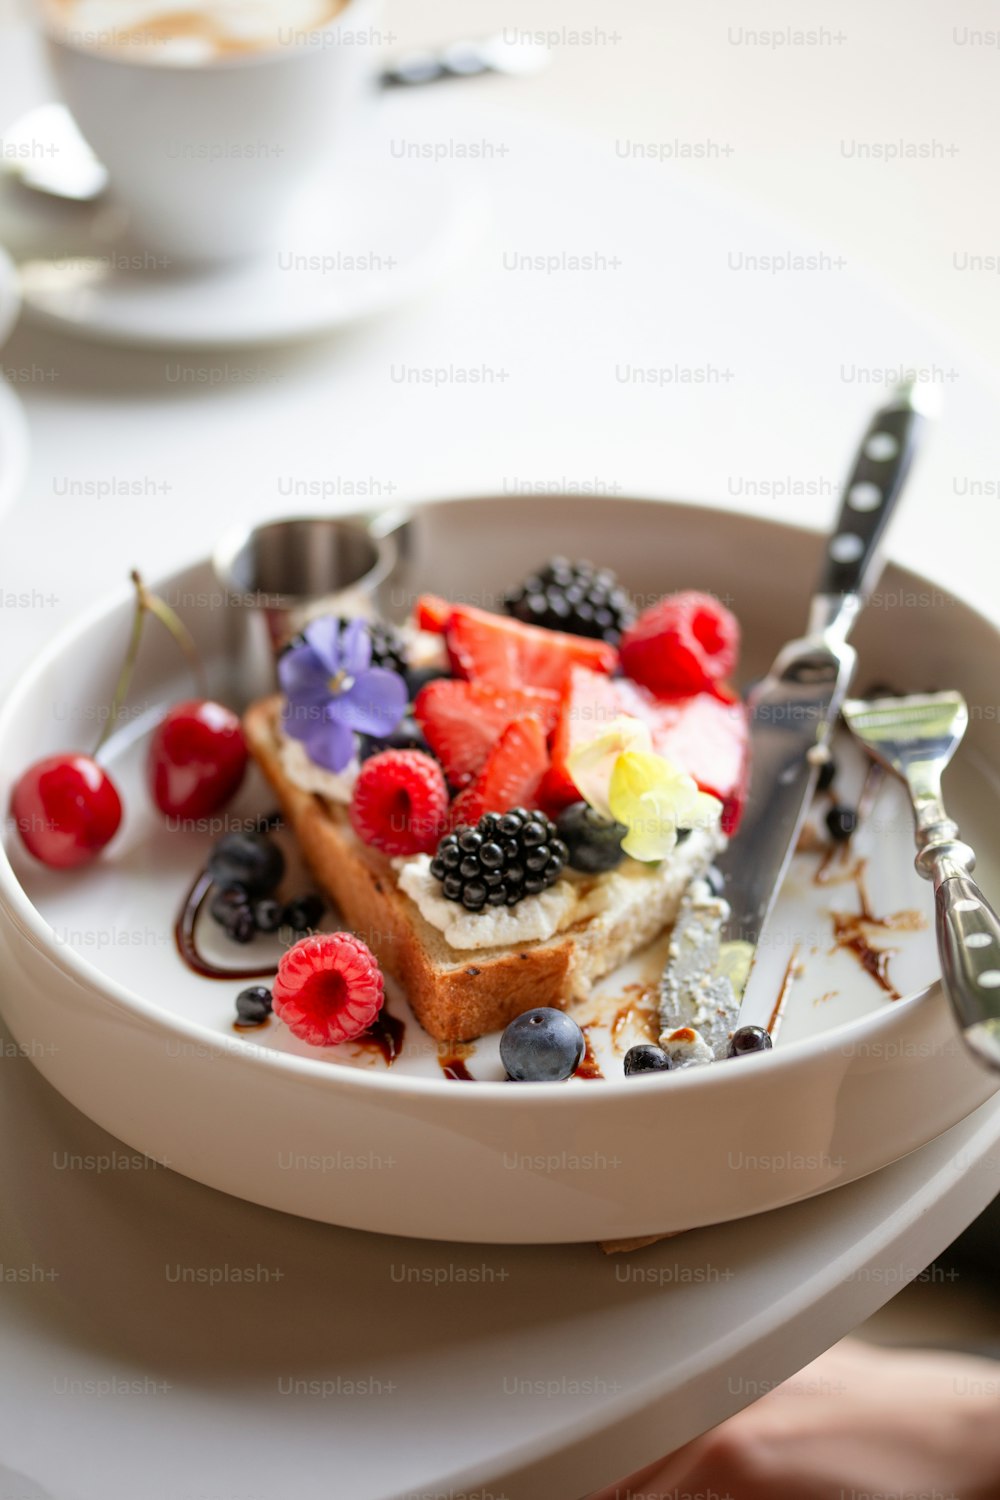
658 379 937 1046
719 634 857 951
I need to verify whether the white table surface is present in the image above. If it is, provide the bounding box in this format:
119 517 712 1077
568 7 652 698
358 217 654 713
1 3 999 1497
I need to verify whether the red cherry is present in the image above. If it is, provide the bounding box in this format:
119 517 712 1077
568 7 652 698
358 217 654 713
148 699 248 820
10 754 123 869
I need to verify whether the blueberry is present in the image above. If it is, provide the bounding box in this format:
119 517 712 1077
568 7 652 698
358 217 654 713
406 665 451 699
252 897 283 933
358 715 429 761
236 986 272 1025
207 832 285 896
825 804 857 843
227 907 256 945
555 801 626 873
282 893 325 933
500 1007 586 1082
727 1025 773 1058
816 756 837 794
210 886 248 926
623 1043 673 1076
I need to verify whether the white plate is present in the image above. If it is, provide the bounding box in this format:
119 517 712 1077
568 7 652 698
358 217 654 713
0 495 997 1242
10 106 489 349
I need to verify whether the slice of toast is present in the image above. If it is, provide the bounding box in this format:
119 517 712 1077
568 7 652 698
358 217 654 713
244 695 721 1042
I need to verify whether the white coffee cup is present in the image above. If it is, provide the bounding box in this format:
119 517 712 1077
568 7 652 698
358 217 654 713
38 0 382 264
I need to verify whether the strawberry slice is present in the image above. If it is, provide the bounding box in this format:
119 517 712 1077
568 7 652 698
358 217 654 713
415 594 453 633
414 595 616 692
544 666 749 833
413 679 559 789
448 717 550 830
648 686 749 834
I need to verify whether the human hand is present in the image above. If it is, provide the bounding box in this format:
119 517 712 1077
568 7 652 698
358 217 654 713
588 1337 1000 1500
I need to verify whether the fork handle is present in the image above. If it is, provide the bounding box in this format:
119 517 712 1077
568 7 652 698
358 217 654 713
927 860 1000 1071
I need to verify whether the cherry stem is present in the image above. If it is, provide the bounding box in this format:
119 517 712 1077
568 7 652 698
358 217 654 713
92 571 208 759
132 570 208 701
92 576 147 757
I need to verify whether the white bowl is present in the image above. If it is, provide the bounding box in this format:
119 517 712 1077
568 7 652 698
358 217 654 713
0 495 997 1242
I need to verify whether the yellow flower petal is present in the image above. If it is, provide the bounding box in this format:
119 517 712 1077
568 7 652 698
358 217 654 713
609 752 722 862
566 716 652 819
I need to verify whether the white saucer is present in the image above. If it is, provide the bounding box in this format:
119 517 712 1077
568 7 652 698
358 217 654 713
11 116 489 349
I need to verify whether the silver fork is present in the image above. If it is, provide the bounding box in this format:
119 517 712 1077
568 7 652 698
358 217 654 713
843 691 1000 1070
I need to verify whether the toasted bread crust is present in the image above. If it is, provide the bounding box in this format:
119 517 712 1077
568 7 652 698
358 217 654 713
244 696 710 1042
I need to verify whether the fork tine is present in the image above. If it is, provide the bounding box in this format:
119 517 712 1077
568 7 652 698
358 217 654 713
842 691 968 779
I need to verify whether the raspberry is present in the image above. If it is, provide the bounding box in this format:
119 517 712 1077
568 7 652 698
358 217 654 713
620 591 739 697
349 749 449 856
273 932 384 1046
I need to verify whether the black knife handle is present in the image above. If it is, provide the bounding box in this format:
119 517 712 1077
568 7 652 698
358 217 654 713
816 388 932 599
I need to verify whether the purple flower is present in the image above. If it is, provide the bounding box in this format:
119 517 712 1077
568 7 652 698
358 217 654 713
279 617 408 774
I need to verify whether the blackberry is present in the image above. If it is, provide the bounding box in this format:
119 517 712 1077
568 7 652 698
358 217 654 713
504 558 635 645
429 807 569 911
343 617 407 676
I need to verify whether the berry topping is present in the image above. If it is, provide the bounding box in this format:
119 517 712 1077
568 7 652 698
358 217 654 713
207 831 285 895
619 591 739 697
554 800 626 873
430 808 568 911
544 665 749 834
413 679 559 790
349 749 449 857
358 715 430 762
825 804 857 843
727 1025 773 1057
226 906 256 945
148 699 248 820
273 932 384 1046
500 1007 586 1082
415 596 616 692
446 717 551 831
10 754 123 869
815 754 837 793
623 1043 673 1075
235 985 273 1025
210 886 248 925
504 557 635 645
341 616 407 677
252 897 284 933
282 893 325 933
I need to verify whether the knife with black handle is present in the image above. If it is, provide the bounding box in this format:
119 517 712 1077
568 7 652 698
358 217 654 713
660 380 938 1044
